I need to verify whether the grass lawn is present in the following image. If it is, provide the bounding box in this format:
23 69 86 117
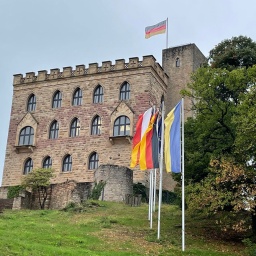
0 201 247 255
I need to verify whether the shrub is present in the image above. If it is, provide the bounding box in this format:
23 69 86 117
89 181 106 200
7 186 23 199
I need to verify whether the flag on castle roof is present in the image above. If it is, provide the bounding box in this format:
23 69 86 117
145 20 166 39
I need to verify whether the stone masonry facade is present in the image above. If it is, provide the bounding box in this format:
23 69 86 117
1 44 206 198
2 55 167 188
94 165 133 202
162 44 207 119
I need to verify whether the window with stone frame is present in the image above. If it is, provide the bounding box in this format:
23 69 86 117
70 118 80 137
27 94 36 112
113 115 130 136
62 154 72 172
93 85 103 103
19 126 34 146
49 120 59 139
43 156 52 169
119 82 130 100
24 158 33 174
89 152 99 169
91 115 101 135
72 88 82 106
176 57 180 67
52 90 62 108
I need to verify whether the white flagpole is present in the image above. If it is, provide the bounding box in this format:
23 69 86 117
166 18 168 49
153 169 156 212
157 101 165 239
181 98 185 251
148 170 151 221
149 105 156 224
150 170 153 229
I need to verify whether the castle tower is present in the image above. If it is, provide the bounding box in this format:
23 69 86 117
162 44 207 117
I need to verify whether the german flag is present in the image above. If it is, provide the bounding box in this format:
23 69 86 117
145 20 166 39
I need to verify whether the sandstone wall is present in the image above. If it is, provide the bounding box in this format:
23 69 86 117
2 56 167 187
94 165 133 202
162 44 207 118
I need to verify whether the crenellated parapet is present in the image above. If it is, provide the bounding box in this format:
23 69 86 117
13 55 168 85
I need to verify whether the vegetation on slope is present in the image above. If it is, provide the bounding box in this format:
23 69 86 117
0 201 248 256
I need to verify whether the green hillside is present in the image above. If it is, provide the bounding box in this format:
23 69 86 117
0 201 247 255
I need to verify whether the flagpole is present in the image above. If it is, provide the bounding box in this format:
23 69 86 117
166 18 168 49
150 170 153 229
181 98 185 251
149 106 156 226
148 170 151 221
153 169 156 212
157 101 165 239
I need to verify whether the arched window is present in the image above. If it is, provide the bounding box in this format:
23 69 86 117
72 88 82 106
49 120 59 139
19 126 34 145
89 152 99 170
93 85 103 103
70 118 80 137
62 154 72 172
52 90 62 108
119 82 130 100
24 158 33 174
176 57 180 67
91 115 101 135
27 94 36 112
43 156 52 169
113 116 130 136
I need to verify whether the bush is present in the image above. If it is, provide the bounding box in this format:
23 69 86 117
62 202 84 212
89 181 106 200
133 183 148 202
161 190 181 205
133 183 181 205
7 186 23 199
243 238 256 256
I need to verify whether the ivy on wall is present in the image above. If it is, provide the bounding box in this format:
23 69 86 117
7 185 23 199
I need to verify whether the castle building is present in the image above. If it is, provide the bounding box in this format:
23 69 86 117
1 44 206 194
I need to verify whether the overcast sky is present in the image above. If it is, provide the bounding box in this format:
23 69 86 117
0 0 256 185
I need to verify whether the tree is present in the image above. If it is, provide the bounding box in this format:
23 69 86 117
181 66 249 182
181 36 256 238
186 158 256 238
22 168 54 209
209 36 256 70
234 68 256 166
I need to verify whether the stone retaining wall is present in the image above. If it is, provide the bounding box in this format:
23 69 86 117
94 165 133 202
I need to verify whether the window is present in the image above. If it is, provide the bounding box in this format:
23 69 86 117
24 158 33 174
91 115 101 135
176 57 180 67
52 90 62 108
70 118 80 137
19 126 34 145
27 94 36 112
113 116 130 136
49 120 59 139
120 82 130 100
89 152 99 170
93 85 103 103
62 154 72 172
43 156 52 169
72 88 82 106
